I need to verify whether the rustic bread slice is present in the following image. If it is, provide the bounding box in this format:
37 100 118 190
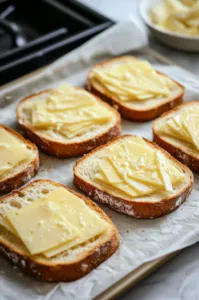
0 124 39 193
16 89 121 158
74 135 193 219
87 56 184 122
153 101 199 172
0 179 119 282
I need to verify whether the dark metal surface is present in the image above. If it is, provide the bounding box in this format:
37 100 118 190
0 0 113 85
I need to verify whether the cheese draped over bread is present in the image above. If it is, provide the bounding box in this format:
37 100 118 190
150 0 199 36
0 128 32 177
94 136 184 198
91 60 175 102
31 84 113 139
158 106 199 150
0 187 109 258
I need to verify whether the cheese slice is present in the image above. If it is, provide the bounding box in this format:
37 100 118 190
0 128 32 176
0 128 19 144
5 197 80 255
0 144 31 176
94 136 185 198
159 106 199 150
44 188 109 258
92 60 175 101
32 101 112 130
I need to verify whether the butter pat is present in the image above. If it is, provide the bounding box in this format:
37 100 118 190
92 60 174 102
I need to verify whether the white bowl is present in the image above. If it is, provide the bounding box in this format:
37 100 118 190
139 0 199 52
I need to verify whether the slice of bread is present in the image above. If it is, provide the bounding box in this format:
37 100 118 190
16 89 121 158
0 125 39 193
0 180 119 282
74 135 193 219
87 56 184 122
153 101 199 172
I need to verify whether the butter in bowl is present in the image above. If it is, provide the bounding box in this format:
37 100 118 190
139 0 199 52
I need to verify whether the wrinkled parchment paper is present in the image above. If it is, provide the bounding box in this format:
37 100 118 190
1 20 199 300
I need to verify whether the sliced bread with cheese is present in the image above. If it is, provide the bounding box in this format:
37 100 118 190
16 84 121 158
153 101 199 172
0 124 39 193
74 135 193 218
0 179 119 281
87 56 184 121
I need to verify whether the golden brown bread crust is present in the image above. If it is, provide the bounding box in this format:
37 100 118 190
0 180 119 282
0 125 39 193
153 101 199 172
87 56 184 122
16 89 121 158
74 135 194 219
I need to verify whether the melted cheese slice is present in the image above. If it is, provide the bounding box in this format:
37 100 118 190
91 60 175 101
158 106 199 150
0 128 31 176
44 188 109 258
5 197 79 255
94 137 184 198
31 84 112 138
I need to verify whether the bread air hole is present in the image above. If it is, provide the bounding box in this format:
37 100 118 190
18 192 24 198
10 200 22 209
41 189 49 194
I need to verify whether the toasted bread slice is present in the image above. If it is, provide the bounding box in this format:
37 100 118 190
74 135 193 219
0 125 39 193
153 101 199 172
0 179 119 282
16 89 121 158
87 56 184 122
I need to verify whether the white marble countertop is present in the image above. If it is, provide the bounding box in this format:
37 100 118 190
79 1 199 299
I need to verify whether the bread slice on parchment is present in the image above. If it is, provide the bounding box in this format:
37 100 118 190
74 135 193 219
16 87 121 158
87 56 184 122
153 101 199 172
0 124 39 193
0 179 119 282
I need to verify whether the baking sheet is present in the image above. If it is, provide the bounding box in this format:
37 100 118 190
1 20 199 300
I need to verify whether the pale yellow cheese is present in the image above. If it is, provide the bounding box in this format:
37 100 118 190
94 136 184 198
91 61 175 102
44 188 109 258
5 197 80 255
158 106 199 150
0 128 31 176
150 0 199 36
31 84 112 138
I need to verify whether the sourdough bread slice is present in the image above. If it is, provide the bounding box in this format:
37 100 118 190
16 89 121 158
87 56 184 122
0 124 39 193
0 180 119 282
153 101 199 172
74 135 193 219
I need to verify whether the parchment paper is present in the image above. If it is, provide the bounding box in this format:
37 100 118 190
1 20 199 300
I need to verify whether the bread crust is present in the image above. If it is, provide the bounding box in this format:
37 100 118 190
0 180 119 282
74 135 194 219
0 125 39 193
16 89 121 158
87 56 184 122
153 101 199 172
